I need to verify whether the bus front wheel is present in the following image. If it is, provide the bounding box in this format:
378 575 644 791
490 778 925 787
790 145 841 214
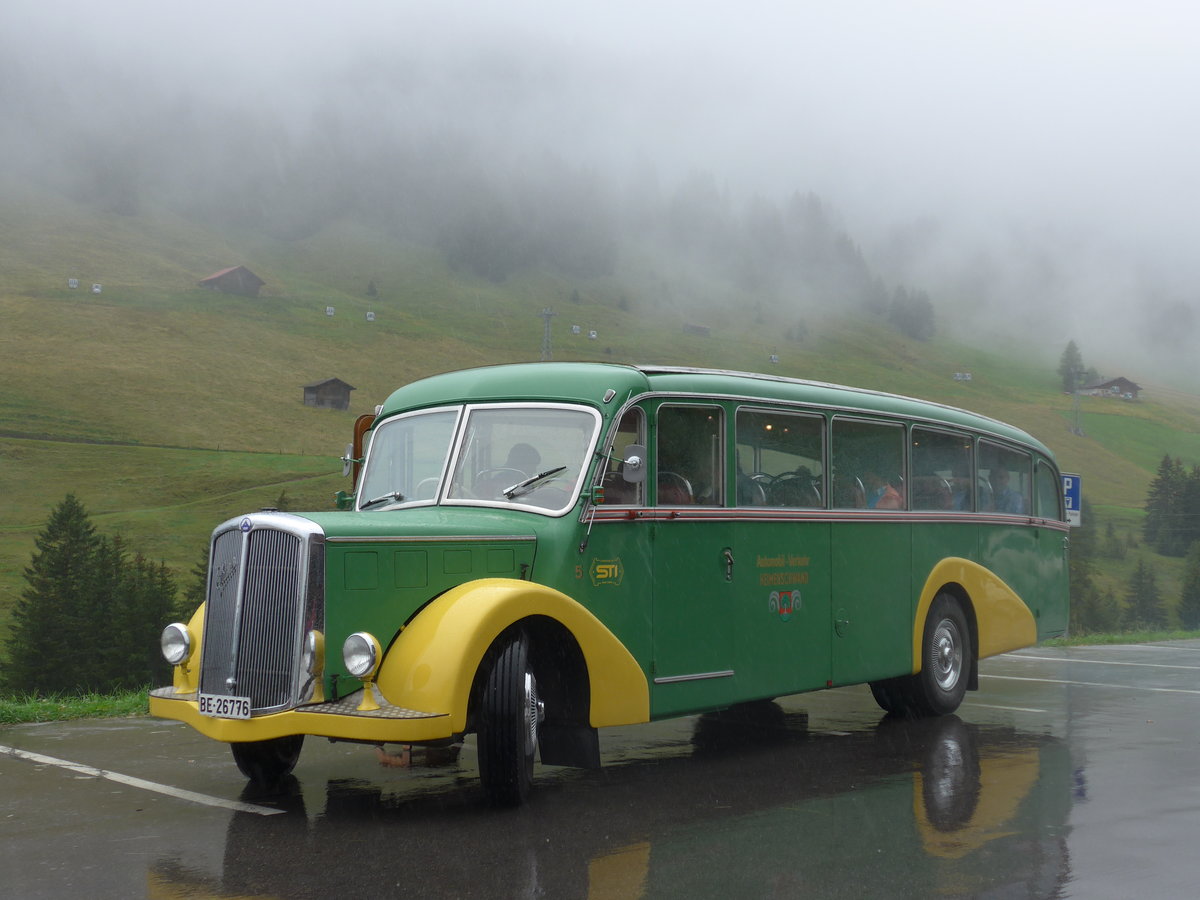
230 735 304 784
477 633 543 805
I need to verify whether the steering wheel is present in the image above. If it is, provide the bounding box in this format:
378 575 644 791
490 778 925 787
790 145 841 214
415 477 441 500
474 467 526 498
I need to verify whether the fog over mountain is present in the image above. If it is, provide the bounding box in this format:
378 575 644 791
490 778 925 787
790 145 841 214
4 0 1198 382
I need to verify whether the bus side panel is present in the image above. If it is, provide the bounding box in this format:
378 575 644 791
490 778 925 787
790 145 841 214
979 523 1067 641
830 522 911 686
1030 524 1069 639
911 519 983 636
572 519 655 698
733 519 832 701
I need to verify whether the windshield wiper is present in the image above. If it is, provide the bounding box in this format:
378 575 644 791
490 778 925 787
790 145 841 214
359 491 406 509
503 466 567 499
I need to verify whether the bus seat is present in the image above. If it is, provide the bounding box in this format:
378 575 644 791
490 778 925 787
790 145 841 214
658 472 694 505
602 471 635 504
737 474 768 506
912 475 953 510
768 475 821 508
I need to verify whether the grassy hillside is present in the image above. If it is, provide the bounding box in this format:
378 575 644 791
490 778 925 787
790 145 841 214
2 193 1197 644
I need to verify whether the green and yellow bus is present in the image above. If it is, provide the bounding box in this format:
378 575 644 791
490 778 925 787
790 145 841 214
151 363 1069 803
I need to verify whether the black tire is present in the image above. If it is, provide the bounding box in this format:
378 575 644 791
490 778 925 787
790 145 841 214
477 634 542 805
910 593 971 716
869 676 914 716
230 735 304 784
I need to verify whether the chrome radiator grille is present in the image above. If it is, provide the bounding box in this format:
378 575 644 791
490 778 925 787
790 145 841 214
199 516 325 714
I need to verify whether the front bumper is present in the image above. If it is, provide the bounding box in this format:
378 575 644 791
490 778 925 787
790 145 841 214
149 687 455 744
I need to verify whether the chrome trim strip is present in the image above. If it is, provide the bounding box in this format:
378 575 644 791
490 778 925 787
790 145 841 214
325 534 536 543
654 669 735 684
588 508 1068 529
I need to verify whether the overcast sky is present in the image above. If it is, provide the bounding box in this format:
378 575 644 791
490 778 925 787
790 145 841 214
6 0 1198 371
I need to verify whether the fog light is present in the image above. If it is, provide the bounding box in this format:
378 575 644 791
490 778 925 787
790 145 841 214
343 631 381 678
160 623 192 666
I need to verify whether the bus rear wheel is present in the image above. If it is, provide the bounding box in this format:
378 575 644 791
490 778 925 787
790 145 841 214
477 633 543 805
230 735 304 784
910 593 970 716
870 593 970 717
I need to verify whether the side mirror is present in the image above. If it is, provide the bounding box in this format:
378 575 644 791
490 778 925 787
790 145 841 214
341 444 357 478
621 445 646 484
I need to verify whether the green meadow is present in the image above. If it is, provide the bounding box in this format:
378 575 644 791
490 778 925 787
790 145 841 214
2 195 1198 647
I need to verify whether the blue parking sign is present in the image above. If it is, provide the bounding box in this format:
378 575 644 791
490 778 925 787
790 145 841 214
1061 473 1081 526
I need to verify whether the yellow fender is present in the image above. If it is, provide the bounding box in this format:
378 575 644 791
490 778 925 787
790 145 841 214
912 557 1036 673
375 578 650 732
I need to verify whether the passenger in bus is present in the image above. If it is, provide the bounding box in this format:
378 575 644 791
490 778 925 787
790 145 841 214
864 468 903 509
992 467 1025 514
505 442 541 475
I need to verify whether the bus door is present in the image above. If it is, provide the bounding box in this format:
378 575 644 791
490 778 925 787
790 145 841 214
731 407 833 699
649 402 736 715
829 417 912 685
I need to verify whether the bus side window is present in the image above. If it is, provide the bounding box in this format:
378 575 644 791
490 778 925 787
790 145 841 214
832 418 906 510
1035 459 1063 520
981 441 1031 515
735 408 825 508
911 427 973 511
600 408 645 505
657 404 724 506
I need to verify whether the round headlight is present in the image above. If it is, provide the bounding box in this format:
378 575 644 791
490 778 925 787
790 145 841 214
302 630 325 676
161 623 191 666
343 631 381 678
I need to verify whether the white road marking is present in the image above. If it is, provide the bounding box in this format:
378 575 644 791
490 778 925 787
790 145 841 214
965 703 1048 713
981 674 1200 696
0 744 284 816
1003 653 1200 671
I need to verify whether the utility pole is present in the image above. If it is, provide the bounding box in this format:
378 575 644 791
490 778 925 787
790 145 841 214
539 307 557 361
1072 366 1087 435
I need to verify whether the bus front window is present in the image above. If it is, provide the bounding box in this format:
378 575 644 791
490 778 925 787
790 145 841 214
445 405 600 513
357 408 461 509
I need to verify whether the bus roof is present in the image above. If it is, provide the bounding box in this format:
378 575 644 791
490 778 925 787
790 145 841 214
379 362 1052 458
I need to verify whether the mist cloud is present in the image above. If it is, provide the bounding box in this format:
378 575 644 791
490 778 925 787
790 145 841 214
4 0 1198 379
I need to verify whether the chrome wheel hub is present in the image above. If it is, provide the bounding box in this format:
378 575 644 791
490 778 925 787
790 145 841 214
930 618 963 691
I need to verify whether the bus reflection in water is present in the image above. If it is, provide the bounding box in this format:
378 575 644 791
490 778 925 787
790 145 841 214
149 707 1072 898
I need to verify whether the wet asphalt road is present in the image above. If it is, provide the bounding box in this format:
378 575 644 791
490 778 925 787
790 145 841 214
3 641 1200 899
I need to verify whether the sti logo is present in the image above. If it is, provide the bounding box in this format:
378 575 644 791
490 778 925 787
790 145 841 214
589 558 623 586
769 590 799 622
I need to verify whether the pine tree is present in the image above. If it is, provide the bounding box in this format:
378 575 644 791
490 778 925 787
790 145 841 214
1179 543 1200 631
1181 467 1200 552
1144 455 1186 555
3 495 101 694
110 553 177 689
173 545 209 623
1124 557 1167 630
1058 341 1085 392
4 495 181 695
87 534 129 689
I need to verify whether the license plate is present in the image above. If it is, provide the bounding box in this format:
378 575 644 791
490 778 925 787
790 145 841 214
198 693 252 719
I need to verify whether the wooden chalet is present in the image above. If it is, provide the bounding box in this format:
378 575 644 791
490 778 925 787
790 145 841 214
198 265 265 297
303 378 355 411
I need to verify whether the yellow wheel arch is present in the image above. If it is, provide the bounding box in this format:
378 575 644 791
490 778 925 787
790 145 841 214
374 578 650 733
911 558 1037 675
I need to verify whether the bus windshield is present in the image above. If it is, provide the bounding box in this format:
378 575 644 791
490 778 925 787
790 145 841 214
358 404 599 513
444 405 599 513
357 407 461 509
